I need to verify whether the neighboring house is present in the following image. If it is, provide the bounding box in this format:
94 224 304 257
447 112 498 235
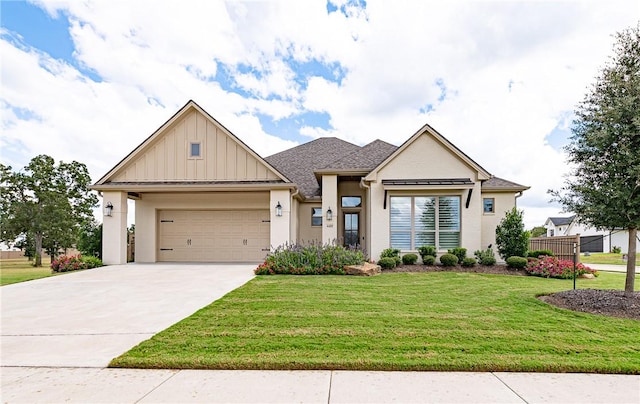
92 100 529 265
544 216 639 254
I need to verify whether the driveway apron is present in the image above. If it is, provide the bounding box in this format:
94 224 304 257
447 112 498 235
0 263 255 367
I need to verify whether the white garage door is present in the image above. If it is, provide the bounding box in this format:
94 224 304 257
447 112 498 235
158 210 270 262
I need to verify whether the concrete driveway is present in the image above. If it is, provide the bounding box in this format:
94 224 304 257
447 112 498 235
0 263 255 367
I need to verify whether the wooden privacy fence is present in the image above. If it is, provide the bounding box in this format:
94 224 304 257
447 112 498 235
529 235 580 262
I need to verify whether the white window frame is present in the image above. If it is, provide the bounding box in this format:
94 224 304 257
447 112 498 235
189 141 202 159
389 195 461 251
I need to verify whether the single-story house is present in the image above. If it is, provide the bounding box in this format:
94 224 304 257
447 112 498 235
92 100 529 265
544 216 639 254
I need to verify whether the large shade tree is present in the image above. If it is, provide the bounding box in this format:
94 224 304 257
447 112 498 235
0 155 98 267
551 25 640 294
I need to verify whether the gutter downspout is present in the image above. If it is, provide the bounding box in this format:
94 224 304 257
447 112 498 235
515 191 523 207
360 178 371 259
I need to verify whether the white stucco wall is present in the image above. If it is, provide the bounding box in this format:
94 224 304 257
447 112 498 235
322 175 338 244
102 191 128 265
367 133 484 260
270 189 291 249
480 192 517 252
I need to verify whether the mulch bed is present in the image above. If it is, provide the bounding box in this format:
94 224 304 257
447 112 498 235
386 264 639 321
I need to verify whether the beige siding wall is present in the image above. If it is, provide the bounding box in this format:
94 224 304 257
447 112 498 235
480 192 516 255
112 110 279 182
135 192 269 262
298 202 323 243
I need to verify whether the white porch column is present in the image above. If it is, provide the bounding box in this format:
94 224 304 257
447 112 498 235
322 175 338 244
102 191 128 265
270 189 291 249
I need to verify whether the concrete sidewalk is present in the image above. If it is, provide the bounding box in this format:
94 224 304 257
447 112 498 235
2 367 639 403
586 263 640 273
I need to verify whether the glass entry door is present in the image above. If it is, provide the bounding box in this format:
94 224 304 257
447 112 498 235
344 213 359 247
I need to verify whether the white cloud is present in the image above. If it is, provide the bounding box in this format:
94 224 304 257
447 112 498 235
2 0 638 229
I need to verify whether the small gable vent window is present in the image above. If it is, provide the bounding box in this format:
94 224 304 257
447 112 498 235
189 142 201 158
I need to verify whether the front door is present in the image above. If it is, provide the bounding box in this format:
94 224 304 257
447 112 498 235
344 212 359 247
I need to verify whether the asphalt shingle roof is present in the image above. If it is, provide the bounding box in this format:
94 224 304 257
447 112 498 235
321 139 398 171
265 137 361 198
549 216 576 226
482 176 529 190
266 139 528 199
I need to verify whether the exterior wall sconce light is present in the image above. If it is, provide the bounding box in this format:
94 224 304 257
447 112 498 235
275 201 283 217
105 202 114 217
326 207 333 221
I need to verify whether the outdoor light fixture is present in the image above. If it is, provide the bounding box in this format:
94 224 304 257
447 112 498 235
275 201 283 217
326 207 333 221
105 202 113 217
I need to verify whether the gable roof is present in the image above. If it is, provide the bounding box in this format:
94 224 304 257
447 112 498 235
364 123 492 182
482 176 530 192
265 137 361 198
548 216 576 226
93 100 289 190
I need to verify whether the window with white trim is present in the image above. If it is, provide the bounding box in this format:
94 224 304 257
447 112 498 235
390 196 461 250
189 142 201 158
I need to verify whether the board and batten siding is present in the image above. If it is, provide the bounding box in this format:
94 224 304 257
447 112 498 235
111 110 279 182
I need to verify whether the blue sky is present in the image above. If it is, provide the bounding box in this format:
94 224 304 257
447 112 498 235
1 0 637 227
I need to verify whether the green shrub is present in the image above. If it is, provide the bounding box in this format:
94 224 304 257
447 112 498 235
474 248 497 266
417 245 436 258
439 253 459 266
461 257 477 267
612 246 622 254
418 245 438 265
506 256 528 269
447 247 467 263
422 255 436 265
402 253 418 265
495 207 529 259
380 248 401 258
255 242 365 275
81 255 103 268
378 257 398 269
527 249 554 258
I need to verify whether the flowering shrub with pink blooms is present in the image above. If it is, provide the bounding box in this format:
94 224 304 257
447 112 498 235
51 255 103 272
524 256 598 279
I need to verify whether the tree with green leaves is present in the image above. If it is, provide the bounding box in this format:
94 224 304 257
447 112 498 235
551 25 639 294
78 220 103 259
529 226 547 238
0 155 98 267
495 207 529 259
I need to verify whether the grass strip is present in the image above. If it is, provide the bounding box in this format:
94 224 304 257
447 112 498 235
111 272 640 373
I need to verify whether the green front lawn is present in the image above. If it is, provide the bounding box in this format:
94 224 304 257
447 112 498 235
111 272 640 373
0 258 55 286
581 253 640 266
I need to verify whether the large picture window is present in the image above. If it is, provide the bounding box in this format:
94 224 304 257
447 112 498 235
390 196 460 250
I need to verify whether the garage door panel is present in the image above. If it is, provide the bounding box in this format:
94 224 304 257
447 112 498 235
158 210 270 262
